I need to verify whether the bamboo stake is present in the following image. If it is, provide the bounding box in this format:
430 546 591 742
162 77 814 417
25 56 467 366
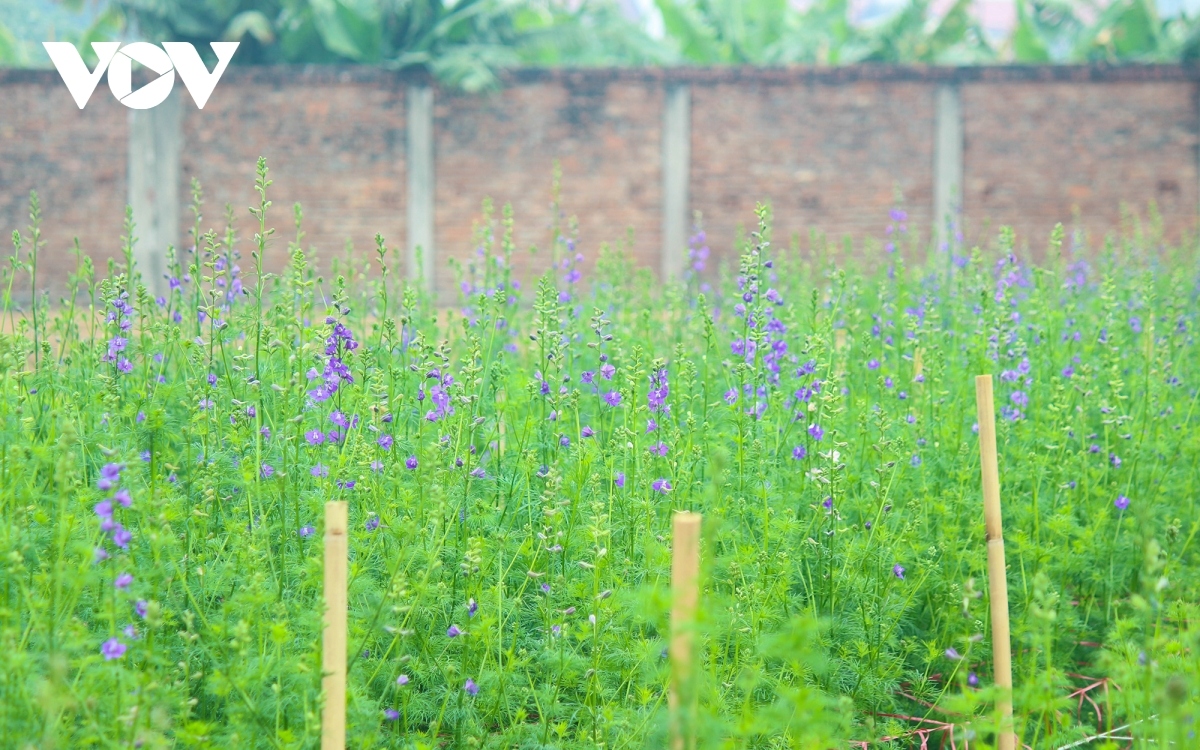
669 512 702 750
322 501 348 750
974 375 1016 750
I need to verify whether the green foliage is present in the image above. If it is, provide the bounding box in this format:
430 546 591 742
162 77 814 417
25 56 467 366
1 169 1199 746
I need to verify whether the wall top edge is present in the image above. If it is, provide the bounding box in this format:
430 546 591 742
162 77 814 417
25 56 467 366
3 62 1198 88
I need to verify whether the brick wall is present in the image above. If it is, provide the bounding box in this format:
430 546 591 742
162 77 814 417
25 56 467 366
1 64 1197 303
0 73 127 296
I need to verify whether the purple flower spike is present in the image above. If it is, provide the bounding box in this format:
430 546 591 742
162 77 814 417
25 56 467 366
112 527 132 549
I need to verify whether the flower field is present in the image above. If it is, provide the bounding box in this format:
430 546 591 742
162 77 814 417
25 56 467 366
1 161 1197 748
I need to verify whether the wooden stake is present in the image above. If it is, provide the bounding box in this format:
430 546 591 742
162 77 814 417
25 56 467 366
974 375 1016 750
322 501 348 750
669 512 702 750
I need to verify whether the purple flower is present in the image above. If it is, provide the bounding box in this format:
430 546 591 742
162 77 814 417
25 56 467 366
1110 453 1121 468
808 424 824 441
378 434 394 450
1114 495 1130 511
366 515 380 531
1062 365 1074 379
101 638 126 660
117 358 133 374
330 410 349 428
112 526 132 549
470 467 485 478
260 463 274 479
646 418 658 433
945 647 961 660
967 672 979 687
114 572 133 590
94 547 109 563
113 489 132 508
867 359 880 371
651 478 672 494
603 391 621 407
447 624 463 638
822 496 833 511
582 425 595 438
311 463 329 478
298 525 315 537
384 709 400 721
559 435 570 448
614 472 626 488
723 388 737 405
540 583 551 594
581 370 595 384
911 454 922 467
97 463 122 491
1011 391 1028 408
649 442 668 457
600 364 615 380
792 445 807 460
396 674 410 686
305 430 325 446
135 600 148 618
467 598 478 618
405 455 418 470
464 678 479 696
95 500 114 519
892 564 905 580
336 479 356 490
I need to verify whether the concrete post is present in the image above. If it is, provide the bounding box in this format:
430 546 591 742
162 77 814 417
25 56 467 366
127 89 181 297
661 84 691 280
407 84 435 295
933 83 963 251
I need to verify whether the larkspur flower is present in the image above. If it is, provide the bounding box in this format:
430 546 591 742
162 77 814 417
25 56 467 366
260 463 274 479
911 454 922 467
95 500 114 519
305 430 324 446
464 678 479 696
724 388 737 405
893 564 905 580
366 515 380 532
968 672 979 687
614 472 626 488
377 434 393 450
468 598 478 617
101 638 126 660
384 709 400 721
114 572 133 590
405 456 418 470
945 647 961 660
97 463 122 491
649 442 668 457
447 624 463 638
396 674 410 686
808 424 824 441
867 359 880 370
792 445 807 460
135 600 148 618
582 425 595 438
311 463 329 478
651 478 672 494
603 391 621 407
112 526 132 549
298 525 315 537
600 363 615 380
1115 495 1130 511
94 547 109 563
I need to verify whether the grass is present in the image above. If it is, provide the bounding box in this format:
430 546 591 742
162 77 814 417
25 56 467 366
0 159 1197 748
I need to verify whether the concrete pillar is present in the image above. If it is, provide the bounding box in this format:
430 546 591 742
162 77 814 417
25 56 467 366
661 84 691 280
933 83 963 251
127 89 181 297
407 84 435 295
